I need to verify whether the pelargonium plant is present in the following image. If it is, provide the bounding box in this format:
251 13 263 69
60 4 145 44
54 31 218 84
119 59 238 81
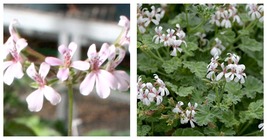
137 4 263 136
3 15 130 136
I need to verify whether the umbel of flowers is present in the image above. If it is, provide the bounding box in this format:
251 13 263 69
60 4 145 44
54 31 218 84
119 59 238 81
152 24 187 56
207 53 246 84
3 15 130 112
137 74 169 106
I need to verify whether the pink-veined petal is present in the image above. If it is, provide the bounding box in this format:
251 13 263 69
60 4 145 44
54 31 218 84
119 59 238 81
87 44 97 58
68 42 77 58
216 72 224 81
26 89 44 112
95 72 111 99
45 57 63 66
99 70 117 90
108 45 116 61
79 72 96 96
71 61 90 71
39 62 50 79
58 44 68 55
57 68 69 81
99 43 110 65
43 86 61 105
26 63 37 80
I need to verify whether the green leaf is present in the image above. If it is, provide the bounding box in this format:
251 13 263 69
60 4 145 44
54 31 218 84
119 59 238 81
137 125 151 136
243 76 263 98
84 129 111 136
183 61 208 78
137 53 159 73
165 81 179 95
223 82 244 105
195 105 220 126
204 126 236 136
217 110 239 128
239 36 262 52
162 57 182 74
239 99 263 123
141 34 161 50
4 121 37 136
225 82 242 93
216 29 236 44
177 86 195 97
182 42 198 57
172 128 204 136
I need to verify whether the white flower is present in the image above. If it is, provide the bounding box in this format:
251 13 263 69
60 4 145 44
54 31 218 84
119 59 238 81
216 63 227 81
210 38 225 57
234 64 246 84
26 62 61 112
153 26 163 44
172 101 184 113
221 10 232 28
154 74 169 96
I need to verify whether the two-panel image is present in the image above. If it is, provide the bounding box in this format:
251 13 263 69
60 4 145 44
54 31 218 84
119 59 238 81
3 3 264 136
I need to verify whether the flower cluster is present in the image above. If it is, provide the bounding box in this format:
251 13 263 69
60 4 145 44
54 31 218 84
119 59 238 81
3 19 28 85
172 101 198 128
152 24 187 56
210 38 225 57
137 4 165 33
3 16 130 112
137 74 169 106
206 53 246 83
210 4 242 28
246 4 264 22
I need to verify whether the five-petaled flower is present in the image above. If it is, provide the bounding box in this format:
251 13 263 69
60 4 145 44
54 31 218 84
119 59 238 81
45 42 90 81
79 43 117 99
26 62 61 112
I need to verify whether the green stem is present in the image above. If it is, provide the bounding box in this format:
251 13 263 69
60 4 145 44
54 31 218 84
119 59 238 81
68 83 74 136
244 130 262 136
238 120 252 135
185 4 189 29
156 49 163 59
146 49 164 62
215 86 220 105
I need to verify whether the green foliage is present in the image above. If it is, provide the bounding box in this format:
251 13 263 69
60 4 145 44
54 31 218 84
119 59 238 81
183 61 208 78
137 4 263 136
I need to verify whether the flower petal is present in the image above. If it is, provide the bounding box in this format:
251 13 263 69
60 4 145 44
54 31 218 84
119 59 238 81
3 61 13 71
71 61 90 71
39 62 50 79
26 89 44 112
113 70 130 91
87 44 97 58
57 68 69 81
43 86 61 105
16 38 28 53
3 64 15 85
68 42 77 58
13 62 24 79
79 72 96 96
58 44 68 55
26 63 37 80
96 71 111 99
99 70 117 90
99 43 110 65
45 57 63 66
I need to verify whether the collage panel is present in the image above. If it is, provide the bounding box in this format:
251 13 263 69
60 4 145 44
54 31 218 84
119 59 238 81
137 3 263 136
3 4 130 136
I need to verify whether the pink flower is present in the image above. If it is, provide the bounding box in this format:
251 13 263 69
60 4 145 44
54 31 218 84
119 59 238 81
106 45 130 91
26 62 61 112
118 15 130 49
45 42 90 81
3 19 28 85
79 43 117 99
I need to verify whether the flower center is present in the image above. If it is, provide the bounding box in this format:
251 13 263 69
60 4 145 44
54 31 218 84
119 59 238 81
33 74 46 87
63 49 72 68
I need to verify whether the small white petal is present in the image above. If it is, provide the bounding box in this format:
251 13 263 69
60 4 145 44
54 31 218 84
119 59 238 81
43 86 61 105
26 89 44 112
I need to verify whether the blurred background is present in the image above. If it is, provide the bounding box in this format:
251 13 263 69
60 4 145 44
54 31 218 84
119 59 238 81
3 4 130 136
